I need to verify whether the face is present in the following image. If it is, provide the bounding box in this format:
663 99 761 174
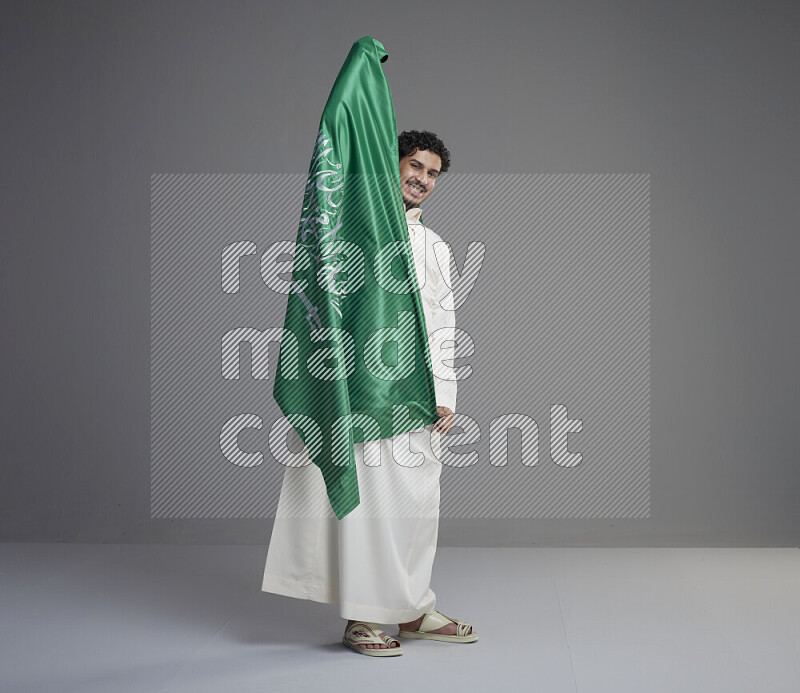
399 149 442 210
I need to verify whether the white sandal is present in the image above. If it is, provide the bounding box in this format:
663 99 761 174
397 610 478 643
342 621 404 656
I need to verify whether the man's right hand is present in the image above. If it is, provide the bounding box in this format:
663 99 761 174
433 406 454 435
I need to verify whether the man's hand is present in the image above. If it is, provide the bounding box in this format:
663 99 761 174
433 406 455 434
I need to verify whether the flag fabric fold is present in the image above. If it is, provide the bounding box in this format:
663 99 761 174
273 36 439 520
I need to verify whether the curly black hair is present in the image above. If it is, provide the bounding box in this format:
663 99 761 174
398 130 451 173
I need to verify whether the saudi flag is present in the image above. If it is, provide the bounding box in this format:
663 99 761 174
273 36 439 519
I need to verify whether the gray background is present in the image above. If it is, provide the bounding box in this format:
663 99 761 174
1 0 797 545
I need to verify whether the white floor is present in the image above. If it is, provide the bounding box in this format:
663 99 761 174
1 544 798 693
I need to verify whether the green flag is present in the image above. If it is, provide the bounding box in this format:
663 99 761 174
273 36 439 519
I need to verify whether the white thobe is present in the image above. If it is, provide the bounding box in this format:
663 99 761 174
261 206 458 623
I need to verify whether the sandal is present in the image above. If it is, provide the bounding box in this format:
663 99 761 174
396 610 478 643
342 621 404 656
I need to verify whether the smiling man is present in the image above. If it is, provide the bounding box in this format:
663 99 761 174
262 129 477 657
399 131 442 207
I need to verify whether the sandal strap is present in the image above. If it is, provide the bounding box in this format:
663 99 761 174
419 610 473 636
345 621 401 648
345 621 386 645
380 632 401 647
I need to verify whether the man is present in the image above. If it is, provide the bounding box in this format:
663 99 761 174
262 130 476 656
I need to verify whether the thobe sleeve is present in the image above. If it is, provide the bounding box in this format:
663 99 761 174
429 240 458 413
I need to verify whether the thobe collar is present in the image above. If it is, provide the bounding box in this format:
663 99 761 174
405 206 423 223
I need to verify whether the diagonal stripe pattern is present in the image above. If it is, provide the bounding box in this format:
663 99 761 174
151 173 650 518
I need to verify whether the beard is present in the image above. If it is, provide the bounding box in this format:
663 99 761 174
402 180 426 209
